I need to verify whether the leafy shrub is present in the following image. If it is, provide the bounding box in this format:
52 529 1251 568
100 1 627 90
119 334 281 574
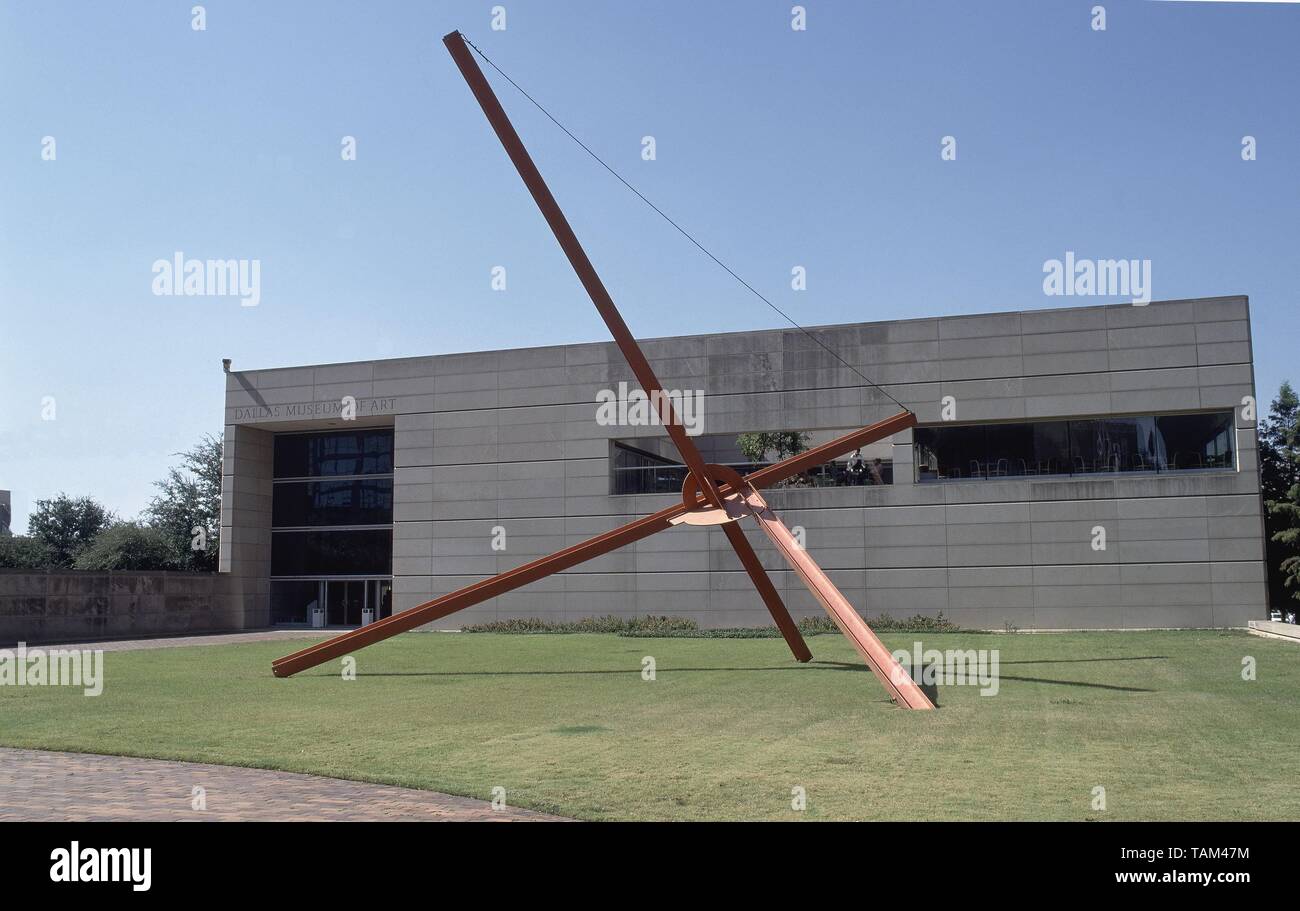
866 612 960 632
0 535 55 570
618 612 962 638
464 611 961 637
462 614 698 634
72 522 180 571
617 627 783 639
796 615 840 634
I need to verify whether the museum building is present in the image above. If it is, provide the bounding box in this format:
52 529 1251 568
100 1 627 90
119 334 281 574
219 296 1266 631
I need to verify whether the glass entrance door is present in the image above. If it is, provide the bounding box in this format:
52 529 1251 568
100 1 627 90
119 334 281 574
326 580 366 626
368 580 393 621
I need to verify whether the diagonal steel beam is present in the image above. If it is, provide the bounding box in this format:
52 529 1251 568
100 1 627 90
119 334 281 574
721 521 812 662
744 411 915 488
443 30 724 510
742 486 934 710
272 412 913 677
272 505 680 678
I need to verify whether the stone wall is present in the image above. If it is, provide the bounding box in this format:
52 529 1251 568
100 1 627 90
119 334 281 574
0 570 252 646
217 423 273 627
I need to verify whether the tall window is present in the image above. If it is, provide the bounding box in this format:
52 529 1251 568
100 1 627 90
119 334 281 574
914 411 1234 482
270 429 394 624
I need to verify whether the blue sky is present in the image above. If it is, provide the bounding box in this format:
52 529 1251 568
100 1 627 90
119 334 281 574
1 0 1297 530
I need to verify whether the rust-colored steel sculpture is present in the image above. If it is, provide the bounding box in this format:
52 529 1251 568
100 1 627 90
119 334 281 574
271 414 912 679
742 487 935 709
272 31 933 709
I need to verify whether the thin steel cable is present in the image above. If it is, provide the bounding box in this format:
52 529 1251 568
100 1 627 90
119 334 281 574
459 32 910 414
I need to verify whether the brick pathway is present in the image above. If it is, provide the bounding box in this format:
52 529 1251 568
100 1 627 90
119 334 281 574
0 748 567 821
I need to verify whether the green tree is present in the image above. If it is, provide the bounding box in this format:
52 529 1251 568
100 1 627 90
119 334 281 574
1260 381 1300 608
735 431 810 464
73 522 180 571
145 433 223 571
26 494 113 567
0 535 55 569
736 431 812 488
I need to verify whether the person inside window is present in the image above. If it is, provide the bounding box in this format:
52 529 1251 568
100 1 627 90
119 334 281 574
868 458 885 485
846 448 866 485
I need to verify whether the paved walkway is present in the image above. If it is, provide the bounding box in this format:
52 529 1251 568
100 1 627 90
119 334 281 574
0 748 566 821
34 629 336 653
1248 619 1300 643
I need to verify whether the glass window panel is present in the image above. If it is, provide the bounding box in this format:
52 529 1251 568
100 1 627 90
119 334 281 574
273 429 394 478
916 412 1232 482
985 423 1034 477
272 479 394 527
1030 421 1071 477
270 580 320 625
271 529 392 576
914 425 987 481
1156 412 1235 470
611 443 684 495
1069 416 1159 474
612 412 1234 489
1069 419 1109 474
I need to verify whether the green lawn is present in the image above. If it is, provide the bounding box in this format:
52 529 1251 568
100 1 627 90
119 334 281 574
1 629 1296 820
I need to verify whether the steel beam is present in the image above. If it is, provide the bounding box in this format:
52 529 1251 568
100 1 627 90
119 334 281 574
442 30 724 510
743 487 935 710
721 521 812 662
744 411 915 489
271 504 680 678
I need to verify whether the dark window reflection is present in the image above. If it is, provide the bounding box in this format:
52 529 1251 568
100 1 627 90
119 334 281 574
272 479 393 527
1157 412 1235 470
611 439 892 493
985 423 1031 477
916 411 1233 482
270 580 320 625
612 443 688 495
271 529 392 576
914 424 986 480
1068 416 1159 473
273 429 394 478
1030 421 1072 477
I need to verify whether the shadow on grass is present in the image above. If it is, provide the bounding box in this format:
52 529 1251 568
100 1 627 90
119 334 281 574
292 656 1157 693
991 655 1167 667
310 665 836 678
814 659 1155 693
